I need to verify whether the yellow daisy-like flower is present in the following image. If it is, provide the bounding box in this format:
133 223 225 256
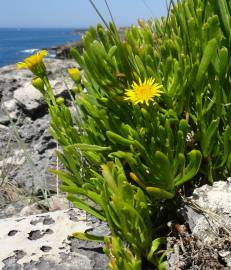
124 78 163 105
16 50 48 77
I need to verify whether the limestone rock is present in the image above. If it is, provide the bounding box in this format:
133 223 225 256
14 79 72 118
167 179 231 269
14 82 45 117
185 180 231 242
47 194 71 211
0 208 109 270
0 59 77 196
0 113 10 125
2 99 19 120
0 149 25 167
19 203 44 217
0 59 109 270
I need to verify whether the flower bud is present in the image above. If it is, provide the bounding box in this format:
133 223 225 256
32 77 45 93
56 97 65 105
71 86 81 94
68 68 81 83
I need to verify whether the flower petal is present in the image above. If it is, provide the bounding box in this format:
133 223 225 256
16 62 27 69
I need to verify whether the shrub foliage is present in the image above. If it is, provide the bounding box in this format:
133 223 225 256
18 0 231 269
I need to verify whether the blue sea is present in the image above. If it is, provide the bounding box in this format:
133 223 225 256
0 28 83 67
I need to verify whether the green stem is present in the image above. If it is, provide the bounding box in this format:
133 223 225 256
43 76 57 107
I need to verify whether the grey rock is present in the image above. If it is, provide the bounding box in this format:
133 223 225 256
9 149 57 193
185 180 231 267
0 197 31 219
0 59 77 195
0 194 71 220
186 180 231 242
55 40 84 59
14 82 46 117
0 124 9 130
2 99 18 112
0 116 58 194
0 59 110 270
2 99 19 120
0 113 10 125
0 150 25 167
0 124 17 160
2 204 19 218
167 180 231 269
46 195 71 211
19 204 44 217
13 79 72 119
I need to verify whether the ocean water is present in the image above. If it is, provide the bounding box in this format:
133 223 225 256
0 28 83 67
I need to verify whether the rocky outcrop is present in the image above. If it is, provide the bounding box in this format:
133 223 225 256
54 41 84 59
0 59 77 196
52 28 127 60
168 179 231 269
184 180 231 243
0 59 110 269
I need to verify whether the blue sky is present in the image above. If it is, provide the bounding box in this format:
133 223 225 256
0 0 169 28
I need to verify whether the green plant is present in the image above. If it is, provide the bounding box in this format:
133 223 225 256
17 0 231 269
148 0 231 182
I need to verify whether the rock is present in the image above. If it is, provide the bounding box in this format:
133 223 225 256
19 204 44 217
0 59 110 270
185 180 231 242
0 150 25 167
0 113 10 125
0 59 78 196
0 124 17 161
47 195 71 211
2 99 18 112
1 204 18 217
184 180 231 268
0 124 9 130
9 149 57 194
2 99 19 120
14 79 73 119
0 194 71 220
55 41 84 59
0 208 108 270
51 28 126 60
0 192 30 219
14 82 46 118
0 116 59 194
167 179 231 269
0 59 76 102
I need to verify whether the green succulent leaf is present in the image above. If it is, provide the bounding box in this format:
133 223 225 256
73 232 105 242
174 150 202 186
146 186 175 200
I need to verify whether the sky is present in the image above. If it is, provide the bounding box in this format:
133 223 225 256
0 0 169 28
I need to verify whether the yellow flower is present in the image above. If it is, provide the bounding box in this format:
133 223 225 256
124 78 163 105
67 68 81 83
16 50 48 77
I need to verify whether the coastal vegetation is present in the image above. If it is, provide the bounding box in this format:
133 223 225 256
17 0 231 269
